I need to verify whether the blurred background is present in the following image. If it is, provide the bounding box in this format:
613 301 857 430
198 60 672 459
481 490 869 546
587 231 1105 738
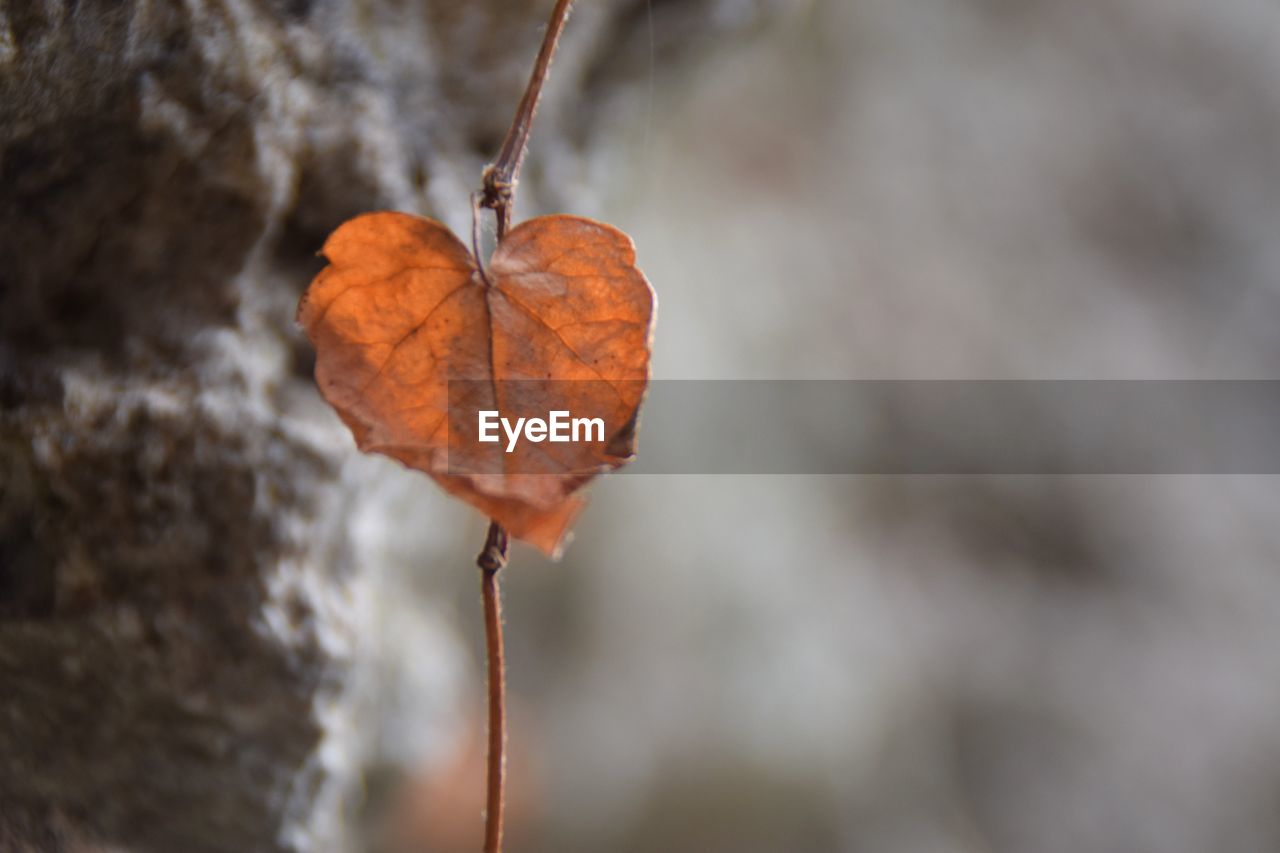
369 3 1280 852
3 1 1280 852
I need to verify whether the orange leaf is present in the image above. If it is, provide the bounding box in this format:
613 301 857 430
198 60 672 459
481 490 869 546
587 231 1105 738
297 212 655 557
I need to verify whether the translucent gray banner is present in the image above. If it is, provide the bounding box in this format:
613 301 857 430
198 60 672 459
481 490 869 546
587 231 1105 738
446 380 1280 474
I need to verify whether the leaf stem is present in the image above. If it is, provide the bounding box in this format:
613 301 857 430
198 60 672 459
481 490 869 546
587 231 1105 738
471 192 495 287
481 0 575 239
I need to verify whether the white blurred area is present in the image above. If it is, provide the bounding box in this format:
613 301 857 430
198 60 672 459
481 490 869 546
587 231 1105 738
363 2 1280 851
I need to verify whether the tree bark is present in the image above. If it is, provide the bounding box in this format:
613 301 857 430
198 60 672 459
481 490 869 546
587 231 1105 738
0 1 771 850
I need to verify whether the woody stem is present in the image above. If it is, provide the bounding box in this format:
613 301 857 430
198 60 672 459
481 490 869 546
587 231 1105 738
472 3 574 849
480 0 575 238
476 521 509 853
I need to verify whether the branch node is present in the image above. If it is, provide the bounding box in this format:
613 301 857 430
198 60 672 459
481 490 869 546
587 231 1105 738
477 520 509 572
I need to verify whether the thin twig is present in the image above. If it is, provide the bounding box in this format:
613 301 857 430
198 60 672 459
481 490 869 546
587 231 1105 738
480 564 507 853
472 4 574 849
476 521 509 853
481 0 575 238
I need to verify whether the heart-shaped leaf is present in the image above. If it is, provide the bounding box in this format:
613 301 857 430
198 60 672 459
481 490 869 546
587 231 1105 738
297 212 655 556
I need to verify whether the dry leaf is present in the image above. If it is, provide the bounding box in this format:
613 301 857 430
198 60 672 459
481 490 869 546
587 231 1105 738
297 211 655 556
